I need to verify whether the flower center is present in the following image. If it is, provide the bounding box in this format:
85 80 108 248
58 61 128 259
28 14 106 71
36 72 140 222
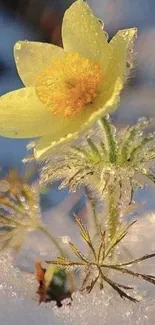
35 53 103 118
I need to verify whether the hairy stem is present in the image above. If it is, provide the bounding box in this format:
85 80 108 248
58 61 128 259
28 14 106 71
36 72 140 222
85 190 100 237
90 200 100 235
107 188 119 240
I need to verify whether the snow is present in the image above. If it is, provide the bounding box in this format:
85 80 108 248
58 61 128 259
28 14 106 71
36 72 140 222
0 208 155 325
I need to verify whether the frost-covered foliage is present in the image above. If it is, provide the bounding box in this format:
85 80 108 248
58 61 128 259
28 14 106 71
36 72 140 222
48 217 155 302
1 215 155 325
0 170 41 251
40 116 155 239
1 116 155 313
41 116 155 210
0 0 155 322
0 170 66 256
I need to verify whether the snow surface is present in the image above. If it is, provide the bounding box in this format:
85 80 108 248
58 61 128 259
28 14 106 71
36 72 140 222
1 208 155 325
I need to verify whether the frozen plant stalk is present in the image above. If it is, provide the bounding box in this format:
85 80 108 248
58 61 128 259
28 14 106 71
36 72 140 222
0 0 155 311
41 116 155 239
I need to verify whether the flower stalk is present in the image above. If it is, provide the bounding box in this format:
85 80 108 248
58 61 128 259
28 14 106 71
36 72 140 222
0 0 155 310
41 116 155 239
107 188 120 240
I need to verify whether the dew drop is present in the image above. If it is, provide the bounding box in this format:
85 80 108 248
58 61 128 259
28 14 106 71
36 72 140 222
123 30 129 38
15 43 21 50
61 236 71 244
98 18 104 30
27 141 36 150
138 117 148 123
20 196 26 203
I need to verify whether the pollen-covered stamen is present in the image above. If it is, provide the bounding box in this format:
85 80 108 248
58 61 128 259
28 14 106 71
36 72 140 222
35 53 103 118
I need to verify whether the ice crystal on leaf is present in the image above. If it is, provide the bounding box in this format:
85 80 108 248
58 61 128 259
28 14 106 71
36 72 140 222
0 0 155 320
0 170 66 257
0 170 41 252
41 116 155 211
40 115 155 241
46 216 155 303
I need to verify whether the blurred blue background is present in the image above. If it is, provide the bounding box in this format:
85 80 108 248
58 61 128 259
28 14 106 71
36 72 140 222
0 0 155 210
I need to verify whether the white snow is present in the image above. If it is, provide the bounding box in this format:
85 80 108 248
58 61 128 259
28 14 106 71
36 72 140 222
0 209 155 325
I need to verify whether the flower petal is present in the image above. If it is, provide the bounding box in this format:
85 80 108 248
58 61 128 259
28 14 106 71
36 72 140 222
34 84 120 160
14 41 64 86
35 116 79 159
0 87 55 138
62 0 109 68
94 28 137 114
35 133 76 160
107 28 137 89
34 28 137 160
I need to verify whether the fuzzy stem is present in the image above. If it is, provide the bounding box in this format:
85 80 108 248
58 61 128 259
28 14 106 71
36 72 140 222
85 190 100 236
107 188 119 240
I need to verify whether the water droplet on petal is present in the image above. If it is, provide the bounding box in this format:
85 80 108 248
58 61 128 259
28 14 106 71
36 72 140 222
98 18 104 30
15 43 21 50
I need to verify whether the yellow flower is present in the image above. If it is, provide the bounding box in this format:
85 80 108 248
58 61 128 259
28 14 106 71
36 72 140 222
0 0 137 159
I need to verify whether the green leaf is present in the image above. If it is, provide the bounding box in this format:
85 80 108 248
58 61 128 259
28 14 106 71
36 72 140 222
117 119 152 165
99 140 108 159
71 146 91 161
98 230 106 263
75 216 91 243
98 117 117 163
0 215 21 227
86 137 102 161
0 228 21 252
109 265 155 286
69 241 89 263
104 221 136 258
100 271 138 302
46 258 85 267
114 252 155 267
130 135 155 163
117 125 139 164
85 275 99 293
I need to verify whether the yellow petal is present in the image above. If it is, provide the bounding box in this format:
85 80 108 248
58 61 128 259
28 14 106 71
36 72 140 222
14 41 64 86
62 0 109 69
35 117 79 159
0 87 55 138
95 28 137 113
107 28 137 90
35 133 76 160
34 29 137 160
34 82 120 160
